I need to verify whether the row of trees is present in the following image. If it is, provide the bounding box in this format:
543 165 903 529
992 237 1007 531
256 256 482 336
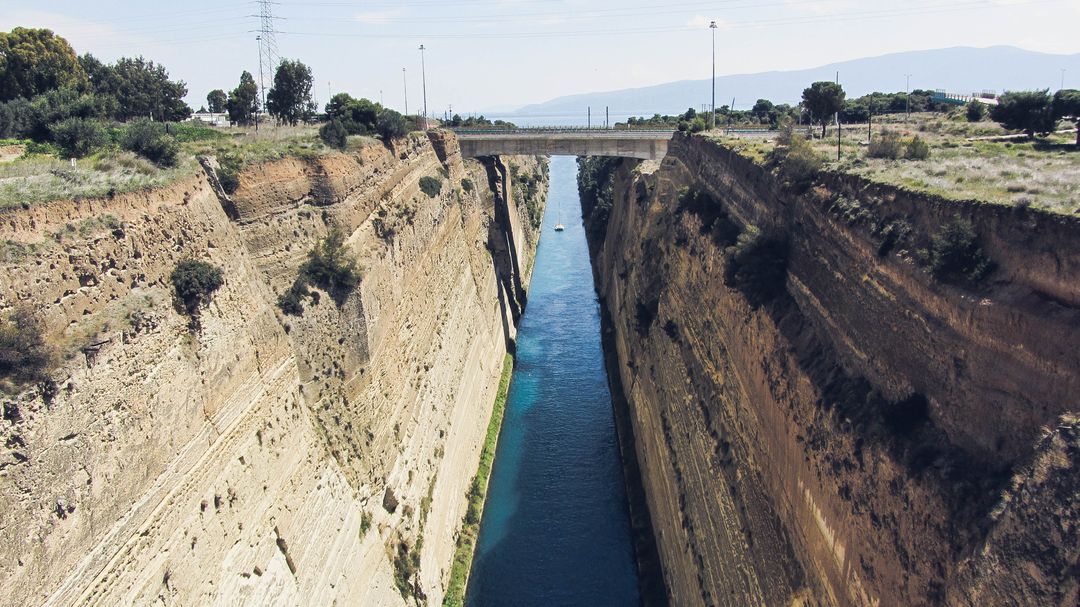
318 92 411 148
991 89 1080 143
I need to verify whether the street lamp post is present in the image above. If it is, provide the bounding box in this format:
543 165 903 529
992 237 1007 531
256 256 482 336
905 74 912 124
419 44 428 129
403 68 408 116
710 21 718 130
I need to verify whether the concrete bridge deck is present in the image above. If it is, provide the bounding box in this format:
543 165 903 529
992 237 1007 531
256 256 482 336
452 128 675 160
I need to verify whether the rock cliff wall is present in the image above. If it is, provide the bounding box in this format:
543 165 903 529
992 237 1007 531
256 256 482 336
0 131 546 606
585 134 1080 606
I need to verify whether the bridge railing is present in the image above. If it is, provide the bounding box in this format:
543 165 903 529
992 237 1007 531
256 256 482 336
450 126 677 135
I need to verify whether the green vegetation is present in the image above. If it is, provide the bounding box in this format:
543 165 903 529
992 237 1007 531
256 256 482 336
802 81 846 137
0 304 56 386
991 90 1056 137
510 161 548 229
0 28 85 101
170 259 224 318
925 218 994 286
769 128 823 185
444 114 516 129
444 354 513 607
226 71 259 126
868 130 903 159
278 228 361 314
905 135 931 160
460 177 474 193
319 118 349 150
359 511 373 537
266 59 316 126
121 119 179 167
419 175 442 198
577 156 620 244
966 100 987 122
324 92 413 145
50 117 105 158
724 226 789 307
393 537 422 600
1053 89 1080 146
206 89 227 115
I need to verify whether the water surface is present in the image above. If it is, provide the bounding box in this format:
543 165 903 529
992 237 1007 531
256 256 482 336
466 156 641 606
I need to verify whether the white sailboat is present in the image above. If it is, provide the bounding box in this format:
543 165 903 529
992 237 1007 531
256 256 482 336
554 197 565 232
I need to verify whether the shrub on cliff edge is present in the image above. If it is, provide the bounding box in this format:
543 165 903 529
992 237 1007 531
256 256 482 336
926 218 994 285
418 175 442 198
0 305 56 385
171 259 224 318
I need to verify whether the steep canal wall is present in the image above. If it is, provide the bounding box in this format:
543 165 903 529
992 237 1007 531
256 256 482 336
0 131 547 606
582 134 1080 606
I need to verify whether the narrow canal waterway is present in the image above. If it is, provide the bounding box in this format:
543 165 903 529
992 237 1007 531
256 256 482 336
465 156 641 606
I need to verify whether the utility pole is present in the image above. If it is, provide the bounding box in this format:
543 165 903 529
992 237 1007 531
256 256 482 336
588 106 591 128
905 74 912 124
606 106 610 129
710 20 718 130
403 68 408 116
419 44 428 129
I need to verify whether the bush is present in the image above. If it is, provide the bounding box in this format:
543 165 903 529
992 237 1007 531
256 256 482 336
319 119 349 150
460 178 474 193
927 218 993 285
725 226 789 307
778 135 822 184
277 229 361 315
418 175 442 198
49 117 106 158
217 154 241 194
991 90 1055 136
966 100 986 122
376 108 408 142
171 259 224 316
122 120 179 167
905 136 931 160
0 305 56 385
868 130 902 159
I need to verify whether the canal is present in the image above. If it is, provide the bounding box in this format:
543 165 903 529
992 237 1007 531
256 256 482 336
465 156 642 606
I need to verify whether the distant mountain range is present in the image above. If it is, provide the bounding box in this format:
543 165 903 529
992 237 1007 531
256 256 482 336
500 46 1080 125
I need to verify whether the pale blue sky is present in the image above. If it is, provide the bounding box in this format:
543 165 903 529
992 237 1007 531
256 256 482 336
2 0 1077 116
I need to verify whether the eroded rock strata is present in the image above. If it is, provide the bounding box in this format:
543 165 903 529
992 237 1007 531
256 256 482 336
584 134 1080 607
0 131 546 606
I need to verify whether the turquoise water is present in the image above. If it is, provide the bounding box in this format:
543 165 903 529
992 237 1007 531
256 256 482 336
465 156 641 606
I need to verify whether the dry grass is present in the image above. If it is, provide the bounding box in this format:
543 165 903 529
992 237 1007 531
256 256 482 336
709 111 1080 215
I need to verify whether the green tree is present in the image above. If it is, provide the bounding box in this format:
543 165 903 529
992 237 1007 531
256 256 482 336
171 259 224 318
266 59 315 126
207 89 227 114
319 118 349 149
802 81 846 137
122 119 180 167
1052 89 1080 146
375 108 408 142
227 71 259 126
0 28 86 101
965 100 986 122
751 98 774 122
991 90 1055 137
50 117 105 158
325 92 356 120
85 56 190 121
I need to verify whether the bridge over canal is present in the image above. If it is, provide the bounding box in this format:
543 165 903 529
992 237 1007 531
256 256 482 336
452 128 675 160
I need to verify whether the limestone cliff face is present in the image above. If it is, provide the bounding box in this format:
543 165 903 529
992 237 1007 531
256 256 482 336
0 131 546 606
586 134 1080 607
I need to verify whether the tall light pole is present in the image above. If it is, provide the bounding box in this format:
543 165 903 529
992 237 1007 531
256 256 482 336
419 44 428 129
710 21 718 130
905 74 912 124
403 68 408 116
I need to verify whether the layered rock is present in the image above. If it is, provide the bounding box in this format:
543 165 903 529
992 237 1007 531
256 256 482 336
586 134 1080 606
0 131 546 606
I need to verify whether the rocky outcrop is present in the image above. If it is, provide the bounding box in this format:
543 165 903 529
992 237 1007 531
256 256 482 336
586 134 1080 606
0 131 546 606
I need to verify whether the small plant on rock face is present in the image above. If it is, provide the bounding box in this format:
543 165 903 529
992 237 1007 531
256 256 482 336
725 226 789 307
927 218 994 286
461 178 474 193
418 175 442 198
171 259 224 318
0 305 56 385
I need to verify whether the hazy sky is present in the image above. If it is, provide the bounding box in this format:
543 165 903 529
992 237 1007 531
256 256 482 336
2 0 1078 116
